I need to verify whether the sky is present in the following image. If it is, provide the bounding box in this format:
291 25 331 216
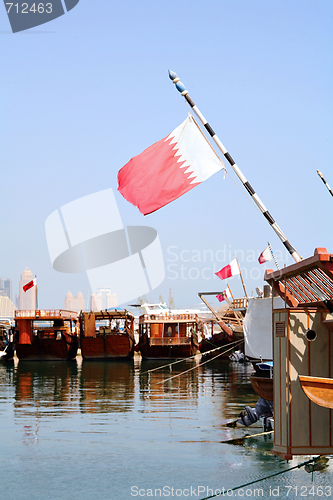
1 0 332 311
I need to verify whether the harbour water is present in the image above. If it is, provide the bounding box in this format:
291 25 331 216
0 356 332 500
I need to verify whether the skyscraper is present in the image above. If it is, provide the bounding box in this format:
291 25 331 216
0 279 12 300
0 296 16 318
64 291 86 313
90 288 118 311
19 267 35 310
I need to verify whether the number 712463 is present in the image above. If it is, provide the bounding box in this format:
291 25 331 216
6 3 53 14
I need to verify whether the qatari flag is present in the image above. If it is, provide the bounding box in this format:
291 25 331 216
215 259 240 281
23 279 36 292
258 246 272 264
117 115 224 215
216 288 231 302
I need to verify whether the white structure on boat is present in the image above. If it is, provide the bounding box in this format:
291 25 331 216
243 295 284 360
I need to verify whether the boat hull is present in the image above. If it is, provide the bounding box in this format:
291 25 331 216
138 337 198 359
251 375 273 401
199 334 244 359
16 336 78 361
81 334 134 360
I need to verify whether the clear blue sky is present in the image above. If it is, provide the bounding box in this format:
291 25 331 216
1 0 332 310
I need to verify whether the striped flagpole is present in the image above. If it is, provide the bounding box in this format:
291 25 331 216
317 170 333 197
168 70 302 264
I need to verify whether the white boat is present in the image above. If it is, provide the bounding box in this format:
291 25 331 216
0 319 15 362
140 302 210 318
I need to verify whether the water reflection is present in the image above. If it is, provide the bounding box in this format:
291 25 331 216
79 360 135 413
14 361 79 416
2 356 331 500
139 358 200 403
7 356 259 424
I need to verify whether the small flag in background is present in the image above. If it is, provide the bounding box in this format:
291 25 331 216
216 288 231 302
23 278 36 292
118 115 225 215
215 259 240 280
258 246 273 264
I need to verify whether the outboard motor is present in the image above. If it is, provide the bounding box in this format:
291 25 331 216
238 398 274 431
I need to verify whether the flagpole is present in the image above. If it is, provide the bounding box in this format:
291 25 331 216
317 170 333 197
168 70 302 264
235 257 248 299
35 275 38 311
268 241 279 270
227 284 235 302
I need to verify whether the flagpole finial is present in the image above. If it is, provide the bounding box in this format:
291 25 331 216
168 70 177 80
168 70 188 96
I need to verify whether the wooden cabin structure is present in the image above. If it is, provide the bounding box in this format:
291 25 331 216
15 310 79 361
265 247 333 459
79 309 135 360
136 312 199 359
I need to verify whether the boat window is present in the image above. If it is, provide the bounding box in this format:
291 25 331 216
306 329 317 341
33 320 54 328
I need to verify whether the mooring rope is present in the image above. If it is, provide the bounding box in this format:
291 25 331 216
198 456 327 500
156 340 244 385
140 338 244 376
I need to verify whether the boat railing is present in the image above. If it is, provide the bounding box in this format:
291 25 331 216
232 298 248 310
149 337 191 346
15 310 78 320
140 313 197 323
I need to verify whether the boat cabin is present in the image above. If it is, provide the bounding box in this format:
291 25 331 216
265 247 333 459
137 312 199 359
79 309 135 360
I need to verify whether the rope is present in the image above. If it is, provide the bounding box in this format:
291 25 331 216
156 340 244 385
199 456 325 500
140 338 243 376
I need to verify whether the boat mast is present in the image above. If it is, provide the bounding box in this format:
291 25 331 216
317 170 333 197
168 70 302 264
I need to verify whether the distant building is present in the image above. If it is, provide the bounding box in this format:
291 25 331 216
0 279 12 301
90 288 118 311
0 296 16 318
18 267 35 310
64 291 86 313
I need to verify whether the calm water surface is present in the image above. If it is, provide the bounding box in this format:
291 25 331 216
0 356 332 500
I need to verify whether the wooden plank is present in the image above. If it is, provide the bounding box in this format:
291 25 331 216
290 311 310 448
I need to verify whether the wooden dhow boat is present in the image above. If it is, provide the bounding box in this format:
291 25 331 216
79 309 135 360
15 309 79 361
198 292 246 358
136 311 199 359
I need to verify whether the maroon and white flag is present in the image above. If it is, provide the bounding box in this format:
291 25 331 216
216 288 231 302
215 259 240 281
258 246 272 264
117 115 224 215
23 278 36 292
